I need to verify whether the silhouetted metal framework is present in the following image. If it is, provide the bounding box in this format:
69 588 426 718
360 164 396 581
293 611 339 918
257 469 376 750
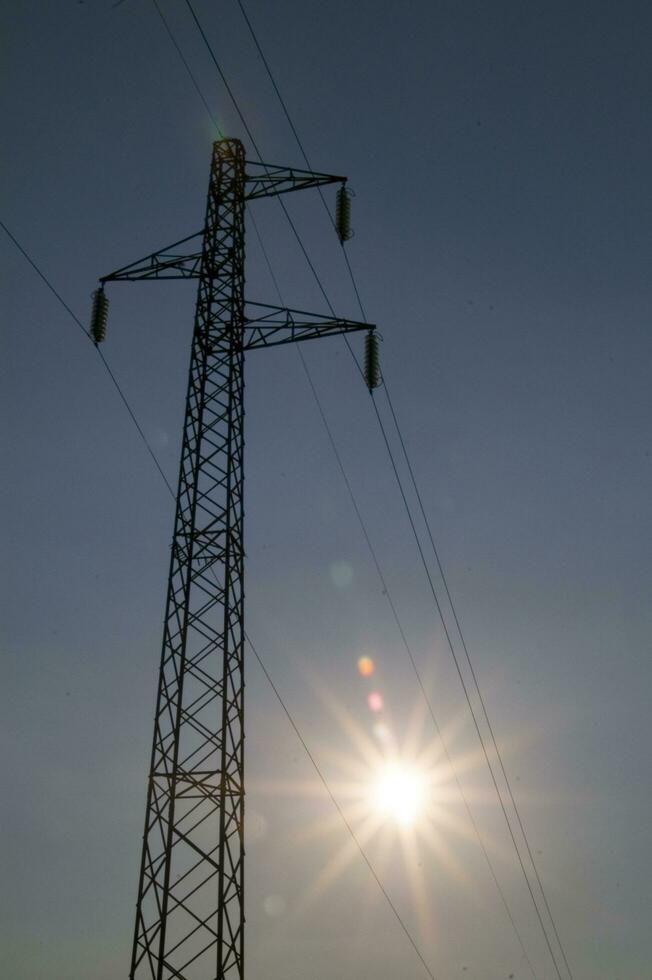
98 139 372 980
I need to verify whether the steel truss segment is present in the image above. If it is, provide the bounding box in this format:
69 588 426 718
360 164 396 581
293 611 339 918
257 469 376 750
243 301 373 349
101 230 204 282
244 160 345 200
121 138 371 980
130 139 246 980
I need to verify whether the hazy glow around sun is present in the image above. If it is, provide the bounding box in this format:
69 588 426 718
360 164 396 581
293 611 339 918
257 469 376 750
372 762 427 827
250 667 500 922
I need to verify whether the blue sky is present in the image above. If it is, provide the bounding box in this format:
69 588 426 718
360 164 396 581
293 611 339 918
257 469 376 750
1 2 651 979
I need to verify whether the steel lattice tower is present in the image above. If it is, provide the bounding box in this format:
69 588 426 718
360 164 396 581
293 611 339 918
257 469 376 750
96 138 373 980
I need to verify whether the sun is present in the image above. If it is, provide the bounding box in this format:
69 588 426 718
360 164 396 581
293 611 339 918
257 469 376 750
247 667 498 936
372 762 427 827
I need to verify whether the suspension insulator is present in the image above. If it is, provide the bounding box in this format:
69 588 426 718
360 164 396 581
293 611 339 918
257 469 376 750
90 287 109 344
364 330 381 391
335 184 353 243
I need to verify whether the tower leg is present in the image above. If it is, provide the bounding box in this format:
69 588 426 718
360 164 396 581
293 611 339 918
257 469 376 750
130 139 246 980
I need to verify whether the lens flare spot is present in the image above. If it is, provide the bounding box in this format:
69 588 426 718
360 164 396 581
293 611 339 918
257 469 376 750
151 426 169 450
367 691 383 712
263 894 286 917
357 655 374 677
372 722 391 743
373 763 426 827
246 810 268 842
329 561 353 589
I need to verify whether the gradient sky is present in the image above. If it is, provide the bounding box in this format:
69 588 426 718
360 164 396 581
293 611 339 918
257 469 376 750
2 2 651 979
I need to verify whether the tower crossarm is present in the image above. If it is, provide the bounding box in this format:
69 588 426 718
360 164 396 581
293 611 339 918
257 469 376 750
100 230 204 282
245 161 344 200
243 301 372 350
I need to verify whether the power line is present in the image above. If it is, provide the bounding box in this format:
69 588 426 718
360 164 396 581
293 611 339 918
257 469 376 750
382 376 574 979
2 206 436 980
247 141 536 974
152 0 224 138
225 4 572 974
148 11 439 975
295 344 539 980
234 0 369 321
245 629 437 980
0 218 175 496
17 1 572 973
183 0 259 153
1 218 89 340
249 191 537 974
183 0 343 321
157 4 560 974
368 391 567 980
150 0 281 324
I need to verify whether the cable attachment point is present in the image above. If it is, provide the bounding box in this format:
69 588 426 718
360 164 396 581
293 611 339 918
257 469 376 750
90 286 109 345
335 183 354 243
364 329 381 392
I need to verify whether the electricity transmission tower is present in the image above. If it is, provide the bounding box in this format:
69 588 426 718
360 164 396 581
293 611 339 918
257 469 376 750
94 138 375 980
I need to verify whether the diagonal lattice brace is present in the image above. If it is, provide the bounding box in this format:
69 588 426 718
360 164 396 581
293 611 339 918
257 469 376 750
244 160 344 200
101 231 204 282
242 301 372 350
128 140 246 980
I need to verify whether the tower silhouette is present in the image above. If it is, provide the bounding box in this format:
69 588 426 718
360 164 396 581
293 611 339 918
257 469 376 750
95 138 374 980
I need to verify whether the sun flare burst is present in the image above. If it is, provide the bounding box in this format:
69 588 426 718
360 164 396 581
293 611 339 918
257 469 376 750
248 660 503 945
372 761 427 827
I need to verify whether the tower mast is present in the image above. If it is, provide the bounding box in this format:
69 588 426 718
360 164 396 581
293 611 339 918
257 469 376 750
95 138 375 980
